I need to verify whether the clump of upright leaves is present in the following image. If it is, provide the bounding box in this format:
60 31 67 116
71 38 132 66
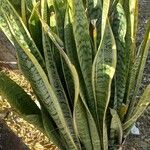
0 0 150 150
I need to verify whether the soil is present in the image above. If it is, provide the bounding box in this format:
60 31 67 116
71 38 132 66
0 32 16 69
0 119 29 150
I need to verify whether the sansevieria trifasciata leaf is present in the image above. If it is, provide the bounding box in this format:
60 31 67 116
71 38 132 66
68 0 96 120
2 11 80 150
92 21 116 150
111 2 127 109
0 72 44 131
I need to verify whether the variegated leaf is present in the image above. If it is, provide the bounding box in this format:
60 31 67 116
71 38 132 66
3 12 80 150
123 0 138 89
53 0 66 40
92 22 116 149
68 0 96 120
41 1 80 147
21 0 27 26
123 85 150 131
86 0 102 52
41 104 67 150
0 72 44 132
0 0 45 68
111 3 127 108
39 10 80 112
64 7 82 107
101 0 110 40
8 0 21 15
0 11 14 45
28 2 43 54
74 96 101 150
109 109 123 148
125 19 150 119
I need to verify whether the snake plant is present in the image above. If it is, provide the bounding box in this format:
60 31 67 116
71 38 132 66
0 0 150 149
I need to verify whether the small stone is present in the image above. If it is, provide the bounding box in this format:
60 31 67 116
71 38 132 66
131 124 140 135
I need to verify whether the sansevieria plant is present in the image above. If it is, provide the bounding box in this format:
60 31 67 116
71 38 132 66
0 0 150 149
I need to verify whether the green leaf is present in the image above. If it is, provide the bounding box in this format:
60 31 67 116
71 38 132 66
21 0 27 26
109 109 123 147
28 2 43 54
109 0 119 15
86 0 102 52
64 7 97 117
41 2 79 145
64 7 99 117
41 0 71 112
3 12 80 150
123 84 150 131
101 0 110 40
0 0 45 68
125 19 150 119
38 10 82 122
8 0 21 15
0 12 14 45
68 0 96 120
63 7 80 107
123 0 138 82
74 96 101 150
39 9 81 114
44 0 65 91
111 3 127 108
92 22 116 149
42 30 73 125
53 0 66 40
0 72 44 131
86 0 102 20
41 104 67 150
39 14 87 149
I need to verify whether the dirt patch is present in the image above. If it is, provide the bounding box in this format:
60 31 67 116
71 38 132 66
0 119 29 150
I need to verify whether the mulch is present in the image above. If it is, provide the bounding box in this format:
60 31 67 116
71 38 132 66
0 119 29 150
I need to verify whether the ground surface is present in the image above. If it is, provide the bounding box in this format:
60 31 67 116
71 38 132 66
0 32 16 69
0 119 29 150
